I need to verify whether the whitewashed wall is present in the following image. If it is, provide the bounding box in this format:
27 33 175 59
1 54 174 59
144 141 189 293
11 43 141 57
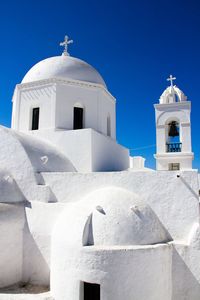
42 170 199 241
51 244 172 300
22 202 66 285
155 153 194 170
30 128 129 172
0 126 75 201
0 203 25 288
12 79 116 139
12 84 56 131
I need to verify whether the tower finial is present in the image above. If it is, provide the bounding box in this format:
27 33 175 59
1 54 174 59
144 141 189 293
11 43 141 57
60 35 73 56
167 74 176 87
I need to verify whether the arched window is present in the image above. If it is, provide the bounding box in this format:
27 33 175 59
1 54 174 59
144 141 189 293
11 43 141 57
73 105 84 130
166 93 180 103
107 115 111 137
175 93 180 102
166 120 182 152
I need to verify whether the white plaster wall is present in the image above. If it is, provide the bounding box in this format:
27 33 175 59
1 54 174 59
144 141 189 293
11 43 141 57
55 83 100 131
171 243 200 300
129 156 145 169
156 125 167 153
155 153 193 170
0 170 26 203
98 89 116 139
181 124 192 152
0 126 75 201
30 128 129 172
22 202 66 285
42 170 199 241
0 203 25 288
51 243 172 300
12 79 116 139
12 84 56 131
0 126 39 199
171 222 200 300
30 128 92 172
91 130 129 171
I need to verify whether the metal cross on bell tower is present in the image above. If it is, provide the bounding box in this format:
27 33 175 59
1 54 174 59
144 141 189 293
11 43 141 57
167 74 176 87
60 35 73 56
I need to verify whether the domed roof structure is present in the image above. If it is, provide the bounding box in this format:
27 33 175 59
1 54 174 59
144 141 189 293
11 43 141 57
0 126 76 200
159 85 187 104
21 55 106 88
53 187 171 247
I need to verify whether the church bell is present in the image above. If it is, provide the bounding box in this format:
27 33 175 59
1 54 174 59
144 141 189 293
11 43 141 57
168 121 179 137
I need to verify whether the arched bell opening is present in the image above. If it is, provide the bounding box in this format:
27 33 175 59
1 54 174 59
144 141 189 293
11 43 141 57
166 120 182 152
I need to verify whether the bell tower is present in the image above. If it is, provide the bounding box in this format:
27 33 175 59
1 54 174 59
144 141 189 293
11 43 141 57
154 75 194 170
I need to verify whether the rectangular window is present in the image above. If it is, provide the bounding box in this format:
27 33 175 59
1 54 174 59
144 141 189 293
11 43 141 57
31 107 40 130
73 107 83 130
168 163 180 171
84 282 100 300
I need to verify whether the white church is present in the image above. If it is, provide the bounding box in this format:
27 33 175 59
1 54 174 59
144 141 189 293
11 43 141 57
0 35 200 300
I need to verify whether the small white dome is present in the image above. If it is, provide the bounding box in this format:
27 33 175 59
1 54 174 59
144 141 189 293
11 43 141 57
21 55 106 88
159 85 187 104
53 187 171 247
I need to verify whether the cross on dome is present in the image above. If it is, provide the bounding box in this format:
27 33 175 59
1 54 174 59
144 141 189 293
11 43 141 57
60 35 73 56
167 74 176 87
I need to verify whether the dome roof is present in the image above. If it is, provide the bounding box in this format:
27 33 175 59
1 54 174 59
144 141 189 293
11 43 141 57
0 170 25 203
53 187 171 247
21 55 106 88
0 126 76 200
159 85 187 104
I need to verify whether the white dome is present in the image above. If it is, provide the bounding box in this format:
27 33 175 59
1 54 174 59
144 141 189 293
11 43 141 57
21 55 106 87
53 187 171 247
159 85 187 104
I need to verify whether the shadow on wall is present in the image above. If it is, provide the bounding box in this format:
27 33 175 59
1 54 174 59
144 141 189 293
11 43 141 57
178 176 199 201
22 201 50 286
172 246 200 300
0 283 49 294
82 213 94 246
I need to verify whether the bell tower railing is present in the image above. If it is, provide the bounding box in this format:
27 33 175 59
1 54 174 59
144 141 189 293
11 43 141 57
166 142 182 152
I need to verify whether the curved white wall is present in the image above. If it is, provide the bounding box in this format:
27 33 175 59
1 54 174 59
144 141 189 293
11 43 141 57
51 243 172 300
0 203 25 288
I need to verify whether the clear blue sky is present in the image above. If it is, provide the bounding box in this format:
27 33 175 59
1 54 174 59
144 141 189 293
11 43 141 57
0 0 200 170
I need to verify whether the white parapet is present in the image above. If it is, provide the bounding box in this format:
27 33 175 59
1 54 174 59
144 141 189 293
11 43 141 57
129 156 146 170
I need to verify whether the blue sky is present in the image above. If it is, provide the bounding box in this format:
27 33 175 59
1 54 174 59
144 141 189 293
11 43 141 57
0 0 200 170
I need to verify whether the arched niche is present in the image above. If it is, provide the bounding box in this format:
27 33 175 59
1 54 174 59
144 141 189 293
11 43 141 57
166 92 180 104
107 114 111 137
